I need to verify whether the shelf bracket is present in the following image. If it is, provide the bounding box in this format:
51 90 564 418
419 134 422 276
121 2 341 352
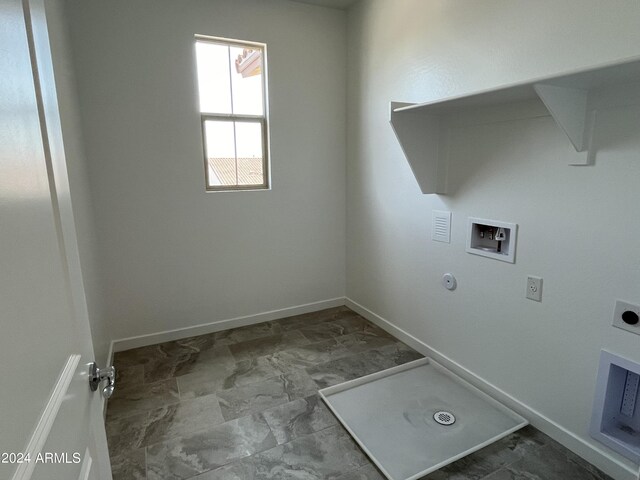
534 83 596 165
389 102 448 194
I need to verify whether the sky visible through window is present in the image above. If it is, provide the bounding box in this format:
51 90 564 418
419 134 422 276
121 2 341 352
195 40 266 187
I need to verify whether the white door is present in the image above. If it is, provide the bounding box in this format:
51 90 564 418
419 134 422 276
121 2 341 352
0 0 112 479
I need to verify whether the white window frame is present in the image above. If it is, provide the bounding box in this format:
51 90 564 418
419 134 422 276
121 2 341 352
195 35 270 191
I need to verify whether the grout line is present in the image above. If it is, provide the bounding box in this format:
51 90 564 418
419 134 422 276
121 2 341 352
477 467 507 480
119 318 400 403
119 404 265 454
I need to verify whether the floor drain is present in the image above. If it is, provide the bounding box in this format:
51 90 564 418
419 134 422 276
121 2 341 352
433 410 456 426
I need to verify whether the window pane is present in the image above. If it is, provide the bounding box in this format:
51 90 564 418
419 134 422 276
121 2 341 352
235 121 264 186
204 120 236 186
196 41 231 114
229 46 264 116
204 120 265 187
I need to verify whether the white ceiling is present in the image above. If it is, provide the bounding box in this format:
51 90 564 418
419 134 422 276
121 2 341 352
289 0 358 10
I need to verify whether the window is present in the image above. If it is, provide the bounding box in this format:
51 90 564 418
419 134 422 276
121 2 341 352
195 36 269 191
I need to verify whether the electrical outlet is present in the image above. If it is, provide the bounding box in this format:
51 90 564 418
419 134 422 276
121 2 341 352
526 276 543 302
613 300 640 336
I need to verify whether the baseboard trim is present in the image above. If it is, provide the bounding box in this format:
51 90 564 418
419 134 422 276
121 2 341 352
345 297 638 480
111 297 346 353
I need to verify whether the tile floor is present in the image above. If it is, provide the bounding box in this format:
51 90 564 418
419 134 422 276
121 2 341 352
106 307 612 480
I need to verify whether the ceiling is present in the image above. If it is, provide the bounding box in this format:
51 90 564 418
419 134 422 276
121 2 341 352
288 0 358 10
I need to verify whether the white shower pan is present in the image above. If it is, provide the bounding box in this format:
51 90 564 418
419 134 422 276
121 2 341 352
319 357 527 480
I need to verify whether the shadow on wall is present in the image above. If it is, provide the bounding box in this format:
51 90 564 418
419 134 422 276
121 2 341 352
444 112 557 198
441 97 640 198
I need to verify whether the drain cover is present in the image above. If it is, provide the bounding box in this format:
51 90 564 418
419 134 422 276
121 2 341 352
433 410 456 426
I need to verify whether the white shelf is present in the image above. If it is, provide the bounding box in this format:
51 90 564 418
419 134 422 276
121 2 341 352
390 56 640 194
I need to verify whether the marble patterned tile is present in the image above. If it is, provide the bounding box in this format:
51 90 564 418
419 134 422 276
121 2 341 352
296 321 355 343
114 334 218 367
177 354 288 399
107 409 148 455
329 315 393 338
305 341 423 389
216 369 318 421
249 425 369 479
114 346 166 368
187 460 258 480
267 338 350 368
334 464 386 480
107 378 180 420
176 362 248 400
189 427 366 479
423 426 549 480
482 444 613 480
146 413 276 480
277 368 327 399
374 341 425 365
116 364 144 389
335 331 398 355
229 331 311 362
479 469 531 480
110 448 146 480
107 394 225 457
262 395 338 444
189 455 382 480
541 434 612 480
306 349 393 389
215 379 290 422
214 322 282 345
308 342 422 391
142 346 235 384
273 333 397 368
273 306 354 331
143 352 201 383
143 394 226 442
295 315 389 343
183 346 236 373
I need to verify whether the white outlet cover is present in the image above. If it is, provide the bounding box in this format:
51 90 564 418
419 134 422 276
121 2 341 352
613 300 640 336
526 276 543 302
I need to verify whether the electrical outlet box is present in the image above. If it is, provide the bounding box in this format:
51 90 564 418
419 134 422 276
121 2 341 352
466 218 517 263
526 276 543 302
613 300 640 336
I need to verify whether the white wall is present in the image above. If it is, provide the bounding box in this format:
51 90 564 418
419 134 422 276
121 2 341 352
347 1 640 478
65 0 347 341
45 0 111 366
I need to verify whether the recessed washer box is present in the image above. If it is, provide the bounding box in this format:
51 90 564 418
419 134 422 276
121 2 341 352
590 350 640 463
466 218 517 263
